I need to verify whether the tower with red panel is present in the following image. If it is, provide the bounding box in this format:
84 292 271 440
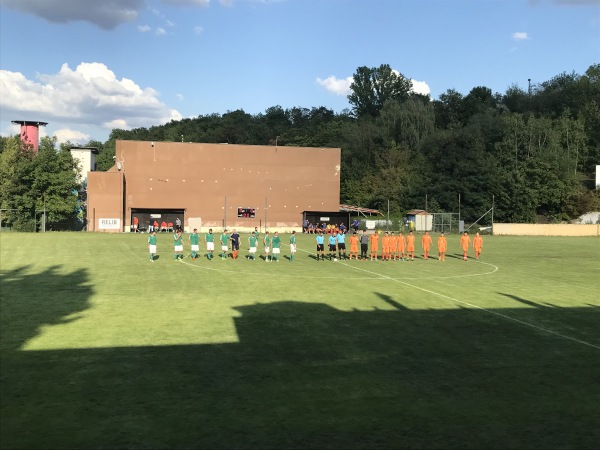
11 120 48 153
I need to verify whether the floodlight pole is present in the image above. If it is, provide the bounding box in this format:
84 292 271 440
458 193 461 225
387 199 390 231
264 196 268 230
491 195 495 234
43 193 46 232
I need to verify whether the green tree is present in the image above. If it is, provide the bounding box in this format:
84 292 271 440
0 136 36 230
433 89 465 129
32 137 80 230
348 64 412 118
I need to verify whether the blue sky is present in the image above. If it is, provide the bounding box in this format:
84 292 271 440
1 0 598 144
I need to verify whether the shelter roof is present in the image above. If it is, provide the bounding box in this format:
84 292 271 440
339 204 383 215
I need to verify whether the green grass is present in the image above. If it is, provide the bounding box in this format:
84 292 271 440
1 231 599 449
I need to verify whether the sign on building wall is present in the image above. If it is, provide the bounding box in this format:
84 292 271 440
237 207 256 218
99 218 121 230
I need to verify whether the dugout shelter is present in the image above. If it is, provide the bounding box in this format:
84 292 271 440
87 140 341 232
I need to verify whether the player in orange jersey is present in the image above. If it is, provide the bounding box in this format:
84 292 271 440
397 231 406 261
406 230 416 261
349 232 359 260
421 231 433 260
381 232 391 260
437 231 447 261
369 232 379 260
473 232 483 260
460 231 471 261
390 231 399 260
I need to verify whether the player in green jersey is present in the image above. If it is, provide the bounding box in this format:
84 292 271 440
248 231 258 260
173 229 184 260
148 230 157 262
205 228 215 260
254 226 260 242
189 228 200 260
219 229 230 259
289 230 297 262
263 231 271 262
271 231 281 262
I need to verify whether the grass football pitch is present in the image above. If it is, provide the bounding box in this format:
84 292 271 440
1 231 599 449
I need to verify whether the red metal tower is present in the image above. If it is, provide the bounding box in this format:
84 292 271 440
11 120 48 153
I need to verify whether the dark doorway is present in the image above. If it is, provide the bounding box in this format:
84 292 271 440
131 208 185 233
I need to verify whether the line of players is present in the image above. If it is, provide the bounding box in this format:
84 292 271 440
147 227 483 263
147 227 298 262
315 229 483 262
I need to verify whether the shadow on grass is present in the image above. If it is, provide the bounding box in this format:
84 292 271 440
1 268 599 449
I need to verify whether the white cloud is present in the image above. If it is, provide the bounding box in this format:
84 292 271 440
176 94 185 101
0 123 21 138
138 24 151 32
54 128 90 145
316 75 353 96
410 79 431 96
150 7 164 18
156 27 167 35
0 62 183 136
194 25 205 34
103 119 129 129
512 31 531 41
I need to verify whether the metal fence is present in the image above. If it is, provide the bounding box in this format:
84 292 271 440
431 212 460 234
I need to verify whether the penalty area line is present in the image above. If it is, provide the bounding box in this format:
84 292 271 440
342 261 600 352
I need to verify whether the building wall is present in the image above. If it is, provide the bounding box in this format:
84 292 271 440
493 223 599 236
87 171 124 232
71 149 96 184
88 140 341 232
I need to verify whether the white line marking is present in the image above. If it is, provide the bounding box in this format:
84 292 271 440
342 261 600 351
176 249 497 280
177 258 381 279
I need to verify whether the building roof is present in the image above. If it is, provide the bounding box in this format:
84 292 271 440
406 209 430 215
339 204 383 215
11 120 48 126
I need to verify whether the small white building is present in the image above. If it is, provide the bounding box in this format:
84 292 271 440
406 209 433 231
70 146 99 185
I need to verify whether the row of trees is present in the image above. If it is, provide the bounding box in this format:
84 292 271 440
1 63 598 229
0 137 80 231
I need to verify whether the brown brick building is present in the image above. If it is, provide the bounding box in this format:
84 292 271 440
87 140 341 232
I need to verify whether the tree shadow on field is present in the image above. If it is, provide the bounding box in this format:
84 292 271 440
0 265 92 352
1 271 599 449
